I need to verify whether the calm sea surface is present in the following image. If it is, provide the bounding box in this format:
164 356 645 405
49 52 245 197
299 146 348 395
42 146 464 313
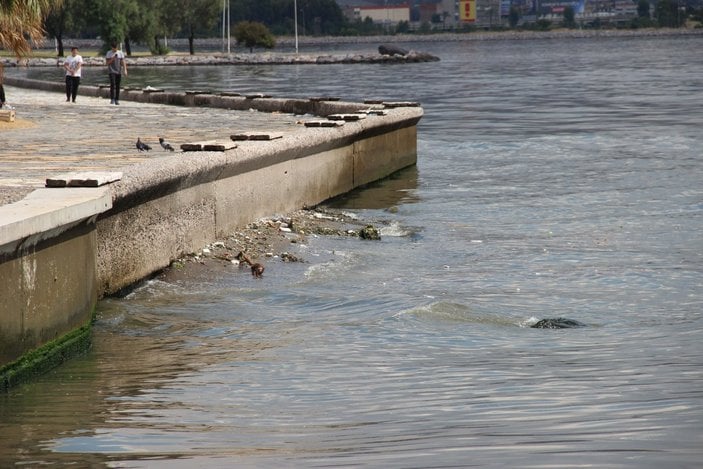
2 36 702 467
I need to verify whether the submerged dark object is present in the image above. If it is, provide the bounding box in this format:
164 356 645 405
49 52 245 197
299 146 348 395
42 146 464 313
378 44 408 57
531 318 587 329
359 225 381 240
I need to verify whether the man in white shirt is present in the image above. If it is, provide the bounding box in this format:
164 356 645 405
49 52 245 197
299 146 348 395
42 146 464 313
63 46 83 103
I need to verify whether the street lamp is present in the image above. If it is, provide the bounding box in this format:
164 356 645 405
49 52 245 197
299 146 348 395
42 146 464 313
222 0 231 53
294 0 299 54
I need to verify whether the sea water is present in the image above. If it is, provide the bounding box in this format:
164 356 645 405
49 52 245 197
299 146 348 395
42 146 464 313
2 36 702 467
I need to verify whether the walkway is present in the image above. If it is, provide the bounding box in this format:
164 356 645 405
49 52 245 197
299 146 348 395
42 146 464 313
0 85 301 205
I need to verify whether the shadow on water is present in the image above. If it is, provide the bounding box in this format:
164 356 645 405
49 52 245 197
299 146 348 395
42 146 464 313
0 288 285 466
325 165 419 210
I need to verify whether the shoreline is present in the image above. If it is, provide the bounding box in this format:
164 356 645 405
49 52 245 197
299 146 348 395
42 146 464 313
1 72 421 384
156 206 382 286
3 27 699 68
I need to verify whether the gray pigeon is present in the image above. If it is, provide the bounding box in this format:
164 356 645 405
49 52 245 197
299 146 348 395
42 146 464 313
159 137 175 152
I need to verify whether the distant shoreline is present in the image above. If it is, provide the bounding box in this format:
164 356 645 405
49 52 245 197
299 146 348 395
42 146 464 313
277 27 702 45
2 27 700 68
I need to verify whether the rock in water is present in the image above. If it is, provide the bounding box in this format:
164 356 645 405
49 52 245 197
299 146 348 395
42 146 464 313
378 44 408 57
359 225 381 240
531 318 587 329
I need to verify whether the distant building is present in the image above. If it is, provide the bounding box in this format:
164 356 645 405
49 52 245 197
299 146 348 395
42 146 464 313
336 0 660 28
539 0 586 15
349 4 412 25
336 0 694 27
340 0 504 28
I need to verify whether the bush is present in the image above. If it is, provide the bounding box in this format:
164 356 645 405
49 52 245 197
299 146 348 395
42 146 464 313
233 21 276 53
536 19 552 30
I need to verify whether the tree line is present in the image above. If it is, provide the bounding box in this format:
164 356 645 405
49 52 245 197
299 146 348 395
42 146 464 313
44 0 347 56
2 0 701 59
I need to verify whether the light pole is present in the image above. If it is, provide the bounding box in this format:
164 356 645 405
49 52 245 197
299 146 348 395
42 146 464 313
222 0 231 54
294 0 299 54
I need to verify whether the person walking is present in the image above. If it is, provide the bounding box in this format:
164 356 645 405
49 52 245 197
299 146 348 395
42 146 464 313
0 62 6 108
63 46 83 103
105 42 128 105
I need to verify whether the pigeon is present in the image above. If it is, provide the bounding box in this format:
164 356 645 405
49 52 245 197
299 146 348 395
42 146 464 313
159 137 175 152
136 138 151 152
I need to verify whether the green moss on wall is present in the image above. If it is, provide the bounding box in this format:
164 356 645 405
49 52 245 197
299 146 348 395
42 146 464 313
0 320 93 392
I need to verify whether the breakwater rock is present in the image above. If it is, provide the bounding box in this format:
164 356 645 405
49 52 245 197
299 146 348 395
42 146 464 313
531 318 587 329
3 49 440 69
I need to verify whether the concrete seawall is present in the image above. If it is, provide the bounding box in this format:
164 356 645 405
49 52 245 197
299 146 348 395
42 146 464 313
0 77 422 389
95 105 420 295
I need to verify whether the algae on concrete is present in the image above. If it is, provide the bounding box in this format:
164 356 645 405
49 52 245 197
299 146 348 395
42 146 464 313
0 319 93 392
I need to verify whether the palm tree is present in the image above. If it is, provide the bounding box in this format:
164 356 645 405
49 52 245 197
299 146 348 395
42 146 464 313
0 0 63 57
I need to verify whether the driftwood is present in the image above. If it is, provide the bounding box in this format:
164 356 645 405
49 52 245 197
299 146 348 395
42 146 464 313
236 251 265 278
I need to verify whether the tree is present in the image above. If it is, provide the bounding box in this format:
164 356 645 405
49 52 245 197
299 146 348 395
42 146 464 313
86 0 165 55
509 5 520 28
45 0 86 56
0 0 63 57
288 0 345 35
90 0 138 52
637 0 650 18
655 0 683 27
179 0 221 55
419 21 432 33
224 0 345 36
233 21 276 52
126 0 161 54
395 20 410 34
563 5 576 28
536 18 552 30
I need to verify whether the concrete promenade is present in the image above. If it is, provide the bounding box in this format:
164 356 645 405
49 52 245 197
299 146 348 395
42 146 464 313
0 85 300 206
1 78 422 388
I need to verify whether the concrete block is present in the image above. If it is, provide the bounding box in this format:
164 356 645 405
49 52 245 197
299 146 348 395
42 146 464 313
309 96 340 102
0 187 112 249
361 109 389 116
181 141 237 152
383 101 421 108
304 120 345 128
0 109 16 122
327 114 367 122
46 171 123 188
230 132 283 141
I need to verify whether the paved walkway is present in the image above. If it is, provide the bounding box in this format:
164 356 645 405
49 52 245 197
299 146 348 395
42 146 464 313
0 85 302 205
